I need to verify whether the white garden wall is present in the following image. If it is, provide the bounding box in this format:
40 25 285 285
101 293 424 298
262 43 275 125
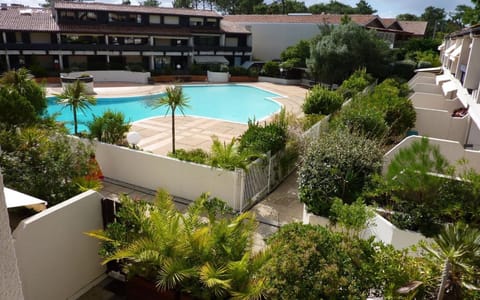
258 76 301 85
302 204 427 250
13 190 105 300
94 142 244 210
410 92 462 112
411 83 443 94
0 172 24 300
413 107 468 142
207 71 230 83
383 135 480 174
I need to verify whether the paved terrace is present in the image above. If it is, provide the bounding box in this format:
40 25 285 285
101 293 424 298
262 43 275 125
47 82 307 155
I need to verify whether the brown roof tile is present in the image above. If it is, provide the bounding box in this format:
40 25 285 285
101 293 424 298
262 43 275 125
398 21 427 36
54 1 221 18
222 14 382 27
220 21 250 34
0 7 58 32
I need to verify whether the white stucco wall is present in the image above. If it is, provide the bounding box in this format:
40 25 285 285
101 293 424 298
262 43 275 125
413 107 468 143
0 172 24 300
245 23 321 61
94 142 244 210
13 190 105 300
383 135 480 174
410 92 461 112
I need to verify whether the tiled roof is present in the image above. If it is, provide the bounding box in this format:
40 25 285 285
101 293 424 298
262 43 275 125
0 7 58 32
223 14 380 26
54 1 221 18
398 21 428 36
220 21 250 34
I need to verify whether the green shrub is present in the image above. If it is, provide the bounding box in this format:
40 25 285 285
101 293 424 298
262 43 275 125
301 113 324 130
228 66 249 76
332 104 388 139
261 223 420 299
0 126 92 205
168 148 208 164
189 63 205 75
88 110 131 145
391 59 416 81
0 87 38 126
261 61 280 77
239 119 287 155
302 85 344 115
298 129 383 216
337 68 375 98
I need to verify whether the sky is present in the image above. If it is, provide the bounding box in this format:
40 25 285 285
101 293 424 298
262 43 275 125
5 0 474 18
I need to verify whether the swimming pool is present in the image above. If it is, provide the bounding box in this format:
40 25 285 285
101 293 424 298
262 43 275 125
47 85 282 133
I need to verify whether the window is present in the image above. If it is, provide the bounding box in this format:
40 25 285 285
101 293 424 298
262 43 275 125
109 13 141 23
190 17 204 26
149 15 161 24
205 18 217 27
60 11 76 20
164 16 179 25
225 37 238 47
194 36 219 47
78 11 97 21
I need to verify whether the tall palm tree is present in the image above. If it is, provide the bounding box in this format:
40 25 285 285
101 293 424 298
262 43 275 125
55 80 96 135
422 223 480 300
151 85 190 154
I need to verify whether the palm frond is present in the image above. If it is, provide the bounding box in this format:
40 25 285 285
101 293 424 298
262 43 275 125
199 262 231 297
84 229 114 242
156 258 194 291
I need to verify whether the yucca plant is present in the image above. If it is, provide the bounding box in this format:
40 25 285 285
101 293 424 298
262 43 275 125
87 190 270 299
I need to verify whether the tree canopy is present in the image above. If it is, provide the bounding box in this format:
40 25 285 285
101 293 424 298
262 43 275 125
307 23 391 84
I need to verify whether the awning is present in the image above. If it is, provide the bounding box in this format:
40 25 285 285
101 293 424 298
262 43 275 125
442 80 458 96
449 45 462 61
5 188 47 212
444 43 457 56
193 56 229 65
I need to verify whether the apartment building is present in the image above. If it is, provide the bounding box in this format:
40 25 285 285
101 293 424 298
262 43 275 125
0 1 252 73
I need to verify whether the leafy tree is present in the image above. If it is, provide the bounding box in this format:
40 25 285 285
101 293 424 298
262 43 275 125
55 80 96 135
215 0 263 14
88 191 270 299
355 0 376 14
172 0 192 8
1 68 47 117
302 85 344 115
151 85 190 154
307 23 391 84
298 129 383 216
0 126 92 205
141 0 160 6
280 40 310 68
396 13 420 21
261 223 421 299
421 6 446 38
337 68 374 99
309 1 355 14
422 223 480 300
451 4 479 27
88 110 131 145
0 87 38 126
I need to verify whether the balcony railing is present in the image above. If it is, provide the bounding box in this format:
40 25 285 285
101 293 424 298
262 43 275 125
2 43 194 53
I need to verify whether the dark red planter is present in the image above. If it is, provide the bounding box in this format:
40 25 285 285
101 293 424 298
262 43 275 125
126 276 194 300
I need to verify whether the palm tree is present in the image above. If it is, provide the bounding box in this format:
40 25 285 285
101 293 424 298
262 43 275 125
55 80 96 135
422 223 480 300
87 190 270 299
1 68 31 92
151 85 190 154
209 137 258 170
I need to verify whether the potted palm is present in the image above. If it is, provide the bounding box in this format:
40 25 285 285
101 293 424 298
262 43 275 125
87 190 270 300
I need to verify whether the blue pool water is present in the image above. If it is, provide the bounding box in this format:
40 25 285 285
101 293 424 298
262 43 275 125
47 85 282 133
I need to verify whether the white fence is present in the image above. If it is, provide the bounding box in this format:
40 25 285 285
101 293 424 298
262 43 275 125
13 190 105 300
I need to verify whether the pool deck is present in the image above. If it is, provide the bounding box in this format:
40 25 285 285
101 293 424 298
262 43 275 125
46 82 308 155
